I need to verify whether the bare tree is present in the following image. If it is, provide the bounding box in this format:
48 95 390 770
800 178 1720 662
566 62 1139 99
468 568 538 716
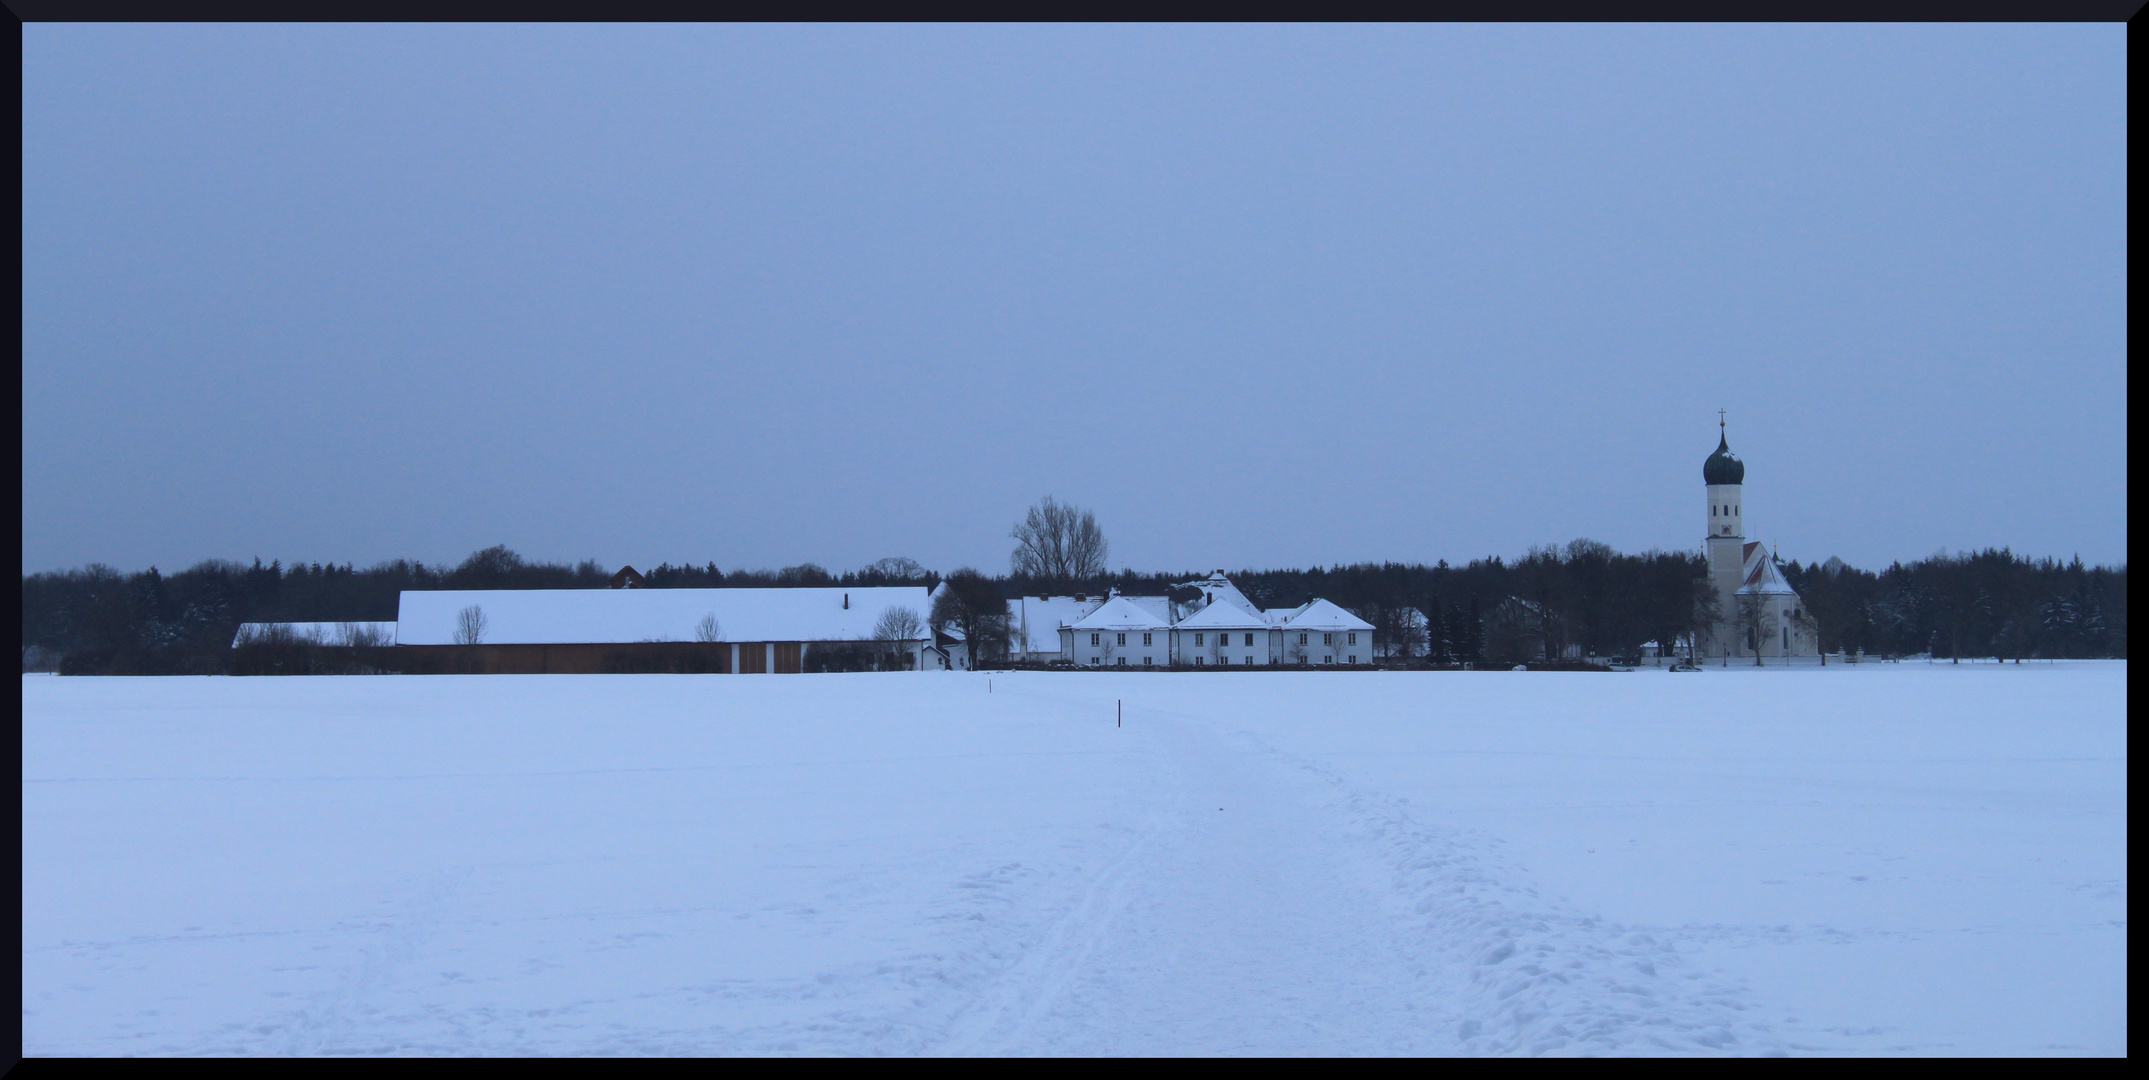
873 605 925 670
454 605 488 646
1690 584 1724 665
874 605 924 641
932 570 1012 667
1733 593 1773 666
339 622 388 648
1010 497 1108 582
694 614 723 643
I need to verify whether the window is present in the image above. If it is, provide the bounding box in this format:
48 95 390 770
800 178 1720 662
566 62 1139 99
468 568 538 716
1143 657 1153 666
1348 655 1356 665
1712 505 1716 517
1244 633 1254 647
1323 633 1333 645
1117 633 1126 646
1090 657 1100 665
1142 633 1152 646
1322 655 1332 664
1090 632 1099 646
1116 657 1126 666
1195 633 1204 646
1299 633 1308 645
1347 632 1357 645
1195 656 1204 665
1298 655 1309 664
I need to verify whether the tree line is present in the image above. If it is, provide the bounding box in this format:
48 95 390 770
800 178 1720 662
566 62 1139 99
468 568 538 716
22 539 2124 674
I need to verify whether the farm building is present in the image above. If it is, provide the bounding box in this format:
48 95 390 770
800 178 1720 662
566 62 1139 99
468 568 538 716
391 586 935 674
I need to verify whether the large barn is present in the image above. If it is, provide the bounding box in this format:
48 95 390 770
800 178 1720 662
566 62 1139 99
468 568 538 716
392 586 936 674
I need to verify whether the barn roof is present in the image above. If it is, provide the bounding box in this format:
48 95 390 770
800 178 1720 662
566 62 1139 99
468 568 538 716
394 587 933 645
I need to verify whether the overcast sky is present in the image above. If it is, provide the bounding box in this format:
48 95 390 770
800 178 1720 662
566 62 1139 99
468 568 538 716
22 24 2127 577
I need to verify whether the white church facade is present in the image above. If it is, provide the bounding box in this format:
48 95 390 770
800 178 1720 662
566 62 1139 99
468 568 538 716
1701 421 1818 662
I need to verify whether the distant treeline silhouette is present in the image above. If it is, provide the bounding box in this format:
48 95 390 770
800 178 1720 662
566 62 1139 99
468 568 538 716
21 542 2126 674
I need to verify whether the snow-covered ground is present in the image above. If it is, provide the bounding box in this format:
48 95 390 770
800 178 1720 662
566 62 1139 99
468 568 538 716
21 664 2126 1056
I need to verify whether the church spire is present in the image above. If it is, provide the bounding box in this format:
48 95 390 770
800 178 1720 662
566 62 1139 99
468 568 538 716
1704 412 1744 485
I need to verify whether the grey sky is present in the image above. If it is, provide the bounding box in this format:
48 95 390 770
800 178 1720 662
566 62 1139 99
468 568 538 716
22 25 2127 576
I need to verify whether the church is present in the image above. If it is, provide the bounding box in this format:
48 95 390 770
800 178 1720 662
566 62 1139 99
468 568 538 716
1701 418 1819 662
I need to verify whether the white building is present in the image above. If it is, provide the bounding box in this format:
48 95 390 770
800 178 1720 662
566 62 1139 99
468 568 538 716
1055 571 1374 667
1274 599 1375 666
1068 596 1172 667
1701 420 1818 662
1170 591 1271 666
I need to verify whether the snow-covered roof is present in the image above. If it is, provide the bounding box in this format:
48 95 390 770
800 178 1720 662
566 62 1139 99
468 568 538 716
232 621 398 648
1173 572 1262 620
1009 595 1107 652
395 587 933 645
1174 597 1271 629
1279 599 1375 632
1737 557 1800 596
1069 596 1171 631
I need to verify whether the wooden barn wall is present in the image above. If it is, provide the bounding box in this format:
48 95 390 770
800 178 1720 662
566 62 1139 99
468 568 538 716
396 642 734 675
390 642 875 675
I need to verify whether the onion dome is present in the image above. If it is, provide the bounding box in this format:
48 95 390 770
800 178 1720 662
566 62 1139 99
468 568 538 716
1703 431 1744 485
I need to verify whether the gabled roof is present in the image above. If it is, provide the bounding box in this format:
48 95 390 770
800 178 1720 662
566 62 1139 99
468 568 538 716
1174 597 1270 629
1738 552 1800 596
395 586 933 645
1172 572 1262 621
1069 596 1171 630
1279 598 1375 631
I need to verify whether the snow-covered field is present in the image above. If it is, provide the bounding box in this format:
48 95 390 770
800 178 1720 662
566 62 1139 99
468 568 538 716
21 664 2126 1056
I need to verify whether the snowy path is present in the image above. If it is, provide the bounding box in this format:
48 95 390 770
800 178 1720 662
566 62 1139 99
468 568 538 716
942 695 1441 1054
21 667 2126 1056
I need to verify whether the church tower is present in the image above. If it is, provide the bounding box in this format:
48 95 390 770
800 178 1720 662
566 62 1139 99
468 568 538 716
1703 414 1746 636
